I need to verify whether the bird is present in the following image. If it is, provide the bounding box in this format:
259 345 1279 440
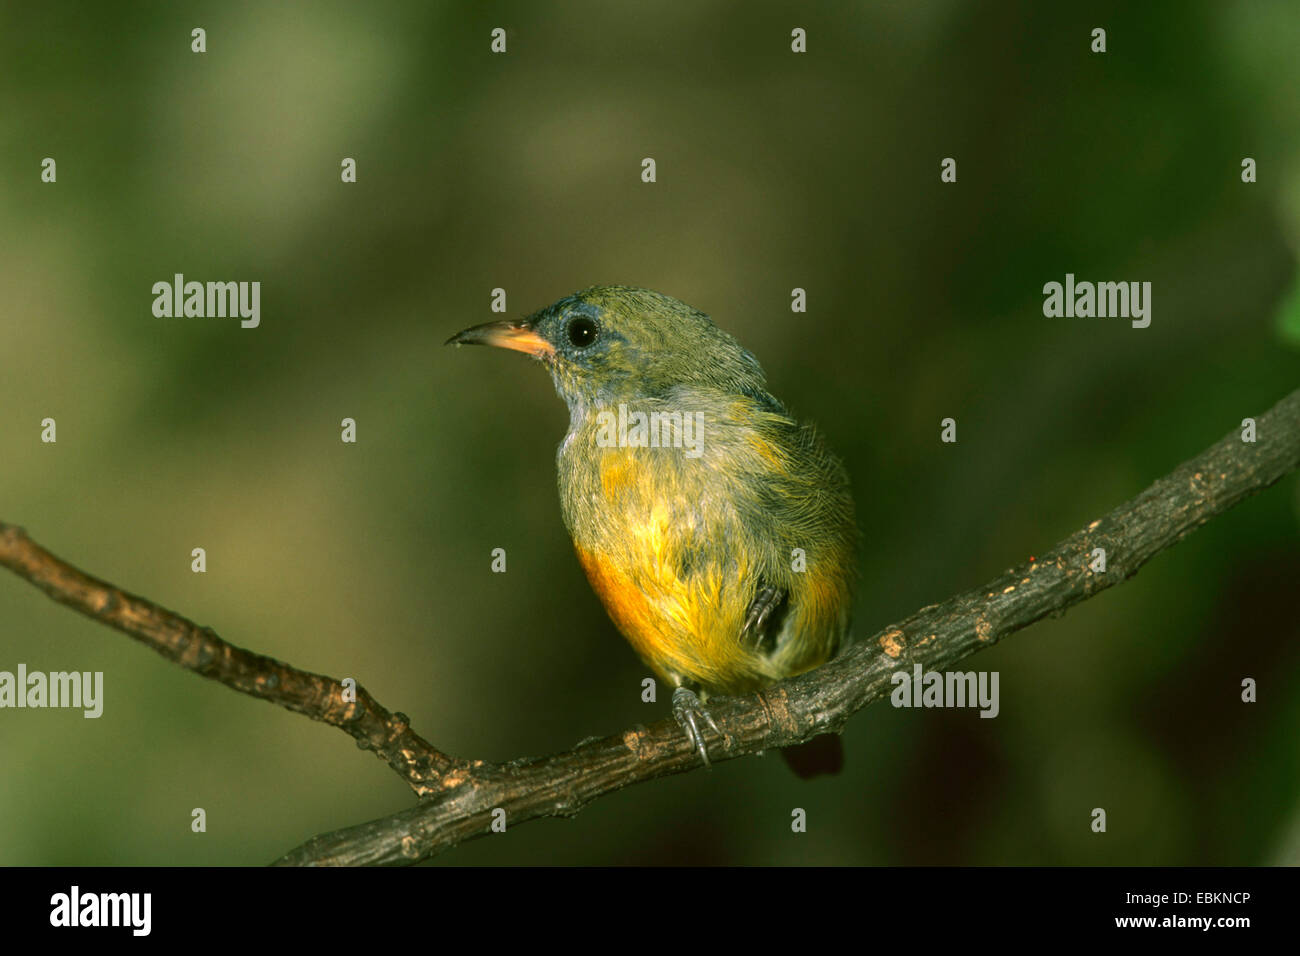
447 286 857 772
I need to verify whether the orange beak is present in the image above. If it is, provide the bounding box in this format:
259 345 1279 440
445 319 554 359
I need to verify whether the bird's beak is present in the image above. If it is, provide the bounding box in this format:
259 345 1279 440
445 318 554 359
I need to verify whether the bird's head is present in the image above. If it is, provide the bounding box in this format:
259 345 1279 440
446 285 771 413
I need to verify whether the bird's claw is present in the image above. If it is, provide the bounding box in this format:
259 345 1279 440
740 585 786 654
673 686 724 767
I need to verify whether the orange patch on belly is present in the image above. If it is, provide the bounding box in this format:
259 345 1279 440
574 545 666 667
577 549 637 622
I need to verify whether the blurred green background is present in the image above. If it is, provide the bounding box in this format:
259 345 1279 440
2 0 1298 866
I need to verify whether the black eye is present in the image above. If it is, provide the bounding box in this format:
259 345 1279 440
566 316 599 348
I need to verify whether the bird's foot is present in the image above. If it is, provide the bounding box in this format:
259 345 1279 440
740 584 787 655
673 686 725 768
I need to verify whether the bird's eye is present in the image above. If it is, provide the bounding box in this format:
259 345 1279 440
566 316 599 348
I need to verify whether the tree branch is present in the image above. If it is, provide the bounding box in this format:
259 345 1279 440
3 388 1298 865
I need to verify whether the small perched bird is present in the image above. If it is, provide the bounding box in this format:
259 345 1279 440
448 286 857 771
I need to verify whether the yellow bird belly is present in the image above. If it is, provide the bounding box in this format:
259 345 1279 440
566 443 846 696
